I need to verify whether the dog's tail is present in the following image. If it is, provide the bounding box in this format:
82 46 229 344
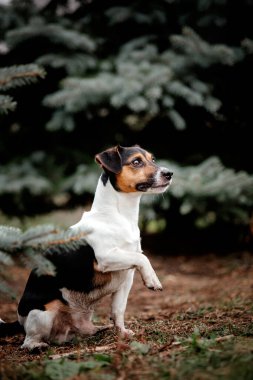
0 318 24 337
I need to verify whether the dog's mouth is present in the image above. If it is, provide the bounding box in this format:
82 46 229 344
136 169 173 193
136 182 152 192
136 180 170 192
151 183 170 189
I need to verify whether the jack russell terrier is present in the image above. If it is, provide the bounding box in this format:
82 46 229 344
0 144 173 350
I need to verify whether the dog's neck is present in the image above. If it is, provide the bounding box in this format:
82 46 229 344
91 175 142 223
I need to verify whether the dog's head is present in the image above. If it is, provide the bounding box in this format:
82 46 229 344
95 145 173 194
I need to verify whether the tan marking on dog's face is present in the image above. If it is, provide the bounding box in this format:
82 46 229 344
116 151 157 193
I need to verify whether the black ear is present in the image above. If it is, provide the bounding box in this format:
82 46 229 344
95 146 123 174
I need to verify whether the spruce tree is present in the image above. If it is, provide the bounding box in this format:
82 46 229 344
0 0 252 290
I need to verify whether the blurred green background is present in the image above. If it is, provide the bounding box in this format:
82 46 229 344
0 0 253 250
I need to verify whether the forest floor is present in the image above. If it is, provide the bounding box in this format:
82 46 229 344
0 210 253 379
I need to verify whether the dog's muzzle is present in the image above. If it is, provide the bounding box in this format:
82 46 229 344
136 169 173 192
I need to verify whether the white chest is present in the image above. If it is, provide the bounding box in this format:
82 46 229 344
84 212 141 255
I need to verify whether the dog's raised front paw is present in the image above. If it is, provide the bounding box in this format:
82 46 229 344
143 272 163 291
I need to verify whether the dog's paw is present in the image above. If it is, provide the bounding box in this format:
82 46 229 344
21 341 49 352
117 327 135 338
143 272 163 291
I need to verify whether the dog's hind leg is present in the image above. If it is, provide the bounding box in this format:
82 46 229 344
71 310 112 337
21 309 55 350
111 269 135 337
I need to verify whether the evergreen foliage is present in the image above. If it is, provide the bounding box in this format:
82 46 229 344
0 64 46 113
0 0 252 245
0 223 90 296
7 21 96 52
142 157 253 229
43 26 244 131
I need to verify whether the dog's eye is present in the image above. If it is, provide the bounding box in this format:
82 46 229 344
131 158 142 167
152 157 156 163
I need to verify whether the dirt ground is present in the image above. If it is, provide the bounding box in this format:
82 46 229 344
0 243 253 378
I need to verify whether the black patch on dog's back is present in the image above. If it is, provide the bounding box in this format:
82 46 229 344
46 244 95 292
18 244 96 317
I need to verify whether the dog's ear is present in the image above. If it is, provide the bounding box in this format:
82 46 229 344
95 145 123 174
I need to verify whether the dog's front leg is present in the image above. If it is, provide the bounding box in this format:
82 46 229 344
96 248 162 291
111 269 135 337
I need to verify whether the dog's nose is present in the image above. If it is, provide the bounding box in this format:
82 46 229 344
162 170 173 180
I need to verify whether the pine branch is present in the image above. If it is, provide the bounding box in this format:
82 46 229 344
0 64 46 114
0 64 46 91
36 53 97 75
0 158 52 195
0 223 93 296
0 224 91 256
0 94 17 114
0 279 16 299
170 27 243 66
7 23 96 53
0 250 14 266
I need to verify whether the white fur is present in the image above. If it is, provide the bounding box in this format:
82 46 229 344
70 171 171 336
21 309 55 349
20 164 171 349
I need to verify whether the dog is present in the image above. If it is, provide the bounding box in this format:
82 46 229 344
0 144 173 350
